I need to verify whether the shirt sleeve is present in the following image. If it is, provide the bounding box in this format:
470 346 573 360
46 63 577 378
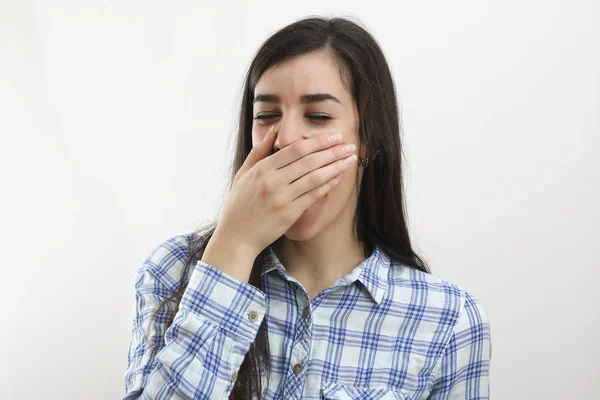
123 238 267 399
428 291 492 400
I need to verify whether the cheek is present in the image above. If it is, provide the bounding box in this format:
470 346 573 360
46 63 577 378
337 123 360 148
328 168 358 199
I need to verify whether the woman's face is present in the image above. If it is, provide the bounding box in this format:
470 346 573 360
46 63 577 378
252 50 367 241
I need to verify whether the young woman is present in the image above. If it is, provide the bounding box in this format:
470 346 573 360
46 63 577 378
123 16 491 400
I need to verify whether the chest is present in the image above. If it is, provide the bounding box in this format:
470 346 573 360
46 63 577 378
259 287 444 399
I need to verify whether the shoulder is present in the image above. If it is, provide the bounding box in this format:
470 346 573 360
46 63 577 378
134 232 205 294
388 262 489 333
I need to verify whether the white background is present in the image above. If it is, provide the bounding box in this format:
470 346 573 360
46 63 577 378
1 1 598 399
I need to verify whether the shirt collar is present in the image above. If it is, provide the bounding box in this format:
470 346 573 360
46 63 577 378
260 244 390 305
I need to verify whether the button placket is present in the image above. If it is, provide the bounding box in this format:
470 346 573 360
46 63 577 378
282 287 311 400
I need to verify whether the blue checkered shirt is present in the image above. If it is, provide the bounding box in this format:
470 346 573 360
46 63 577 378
124 233 491 399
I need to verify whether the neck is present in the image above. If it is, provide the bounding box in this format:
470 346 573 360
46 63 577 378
272 201 368 300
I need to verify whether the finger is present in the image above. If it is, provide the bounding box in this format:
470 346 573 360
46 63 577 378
237 125 278 177
291 167 348 215
288 152 356 205
281 142 356 185
263 131 343 171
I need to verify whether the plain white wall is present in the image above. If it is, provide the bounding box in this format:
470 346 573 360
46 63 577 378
1 0 598 398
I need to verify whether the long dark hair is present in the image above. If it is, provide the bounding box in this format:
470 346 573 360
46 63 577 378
150 16 429 399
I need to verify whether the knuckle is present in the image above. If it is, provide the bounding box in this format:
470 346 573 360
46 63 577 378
308 171 321 187
253 162 264 176
289 141 305 159
254 172 269 191
262 179 275 195
329 145 339 157
271 194 285 209
314 189 325 202
301 154 317 170
256 178 267 193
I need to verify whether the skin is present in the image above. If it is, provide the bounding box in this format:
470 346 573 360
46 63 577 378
251 50 370 299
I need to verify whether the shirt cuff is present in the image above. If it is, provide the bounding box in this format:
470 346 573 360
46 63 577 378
179 260 267 343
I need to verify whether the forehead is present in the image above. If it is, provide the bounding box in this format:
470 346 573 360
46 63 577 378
254 50 350 100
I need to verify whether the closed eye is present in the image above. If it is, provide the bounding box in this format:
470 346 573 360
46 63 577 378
307 115 331 121
254 114 332 123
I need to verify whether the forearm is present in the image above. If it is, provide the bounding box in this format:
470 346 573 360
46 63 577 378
124 257 267 399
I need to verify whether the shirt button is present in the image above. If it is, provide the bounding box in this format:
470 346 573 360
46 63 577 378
248 311 258 322
293 363 303 374
231 371 237 382
301 306 310 317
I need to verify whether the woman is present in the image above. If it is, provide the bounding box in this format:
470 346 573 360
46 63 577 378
123 16 491 400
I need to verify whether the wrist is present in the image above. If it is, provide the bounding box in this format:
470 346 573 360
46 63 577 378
201 228 259 283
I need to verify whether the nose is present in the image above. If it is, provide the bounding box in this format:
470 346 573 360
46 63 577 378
273 116 308 152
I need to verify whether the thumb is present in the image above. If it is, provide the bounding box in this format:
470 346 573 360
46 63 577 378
237 125 277 177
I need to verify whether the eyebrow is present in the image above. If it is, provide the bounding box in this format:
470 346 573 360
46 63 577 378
253 93 341 105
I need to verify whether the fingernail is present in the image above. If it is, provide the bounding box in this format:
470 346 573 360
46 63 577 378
344 154 357 165
341 144 356 153
328 133 342 143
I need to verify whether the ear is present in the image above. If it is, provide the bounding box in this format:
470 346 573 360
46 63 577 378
359 142 369 159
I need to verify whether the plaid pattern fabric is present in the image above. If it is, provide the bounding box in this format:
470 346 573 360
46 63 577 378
124 233 491 399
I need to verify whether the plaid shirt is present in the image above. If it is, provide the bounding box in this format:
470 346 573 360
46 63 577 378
124 233 491 399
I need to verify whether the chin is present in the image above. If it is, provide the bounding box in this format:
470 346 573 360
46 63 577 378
282 195 332 241
283 188 351 242
283 223 323 242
